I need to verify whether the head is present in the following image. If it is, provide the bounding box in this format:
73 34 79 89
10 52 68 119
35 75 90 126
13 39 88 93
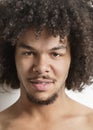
0 0 93 95
15 28 71 105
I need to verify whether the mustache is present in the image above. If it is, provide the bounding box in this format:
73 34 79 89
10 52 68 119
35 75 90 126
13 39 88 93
27 75 56 82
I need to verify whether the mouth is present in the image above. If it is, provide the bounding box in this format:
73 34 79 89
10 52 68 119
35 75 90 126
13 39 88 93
28 79 55 91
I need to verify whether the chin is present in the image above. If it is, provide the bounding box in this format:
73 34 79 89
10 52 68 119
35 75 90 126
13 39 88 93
26 92 58 105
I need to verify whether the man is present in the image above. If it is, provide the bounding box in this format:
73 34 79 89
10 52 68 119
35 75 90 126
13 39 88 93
0 0 93 129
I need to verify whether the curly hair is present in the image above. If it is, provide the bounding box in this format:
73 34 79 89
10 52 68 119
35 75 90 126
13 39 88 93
0 0 93 91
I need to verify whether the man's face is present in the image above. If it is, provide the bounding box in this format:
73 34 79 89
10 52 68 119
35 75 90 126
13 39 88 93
15 29 71 105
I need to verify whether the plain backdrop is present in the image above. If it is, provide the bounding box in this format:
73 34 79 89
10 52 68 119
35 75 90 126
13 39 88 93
0 84 93 112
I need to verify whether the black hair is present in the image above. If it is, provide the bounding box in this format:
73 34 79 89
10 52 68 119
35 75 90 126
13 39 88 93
0 0 93 91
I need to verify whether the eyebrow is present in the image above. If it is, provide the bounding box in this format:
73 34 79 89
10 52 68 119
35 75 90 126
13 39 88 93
18 42 67 51
50 45 67 51
18 43 35 51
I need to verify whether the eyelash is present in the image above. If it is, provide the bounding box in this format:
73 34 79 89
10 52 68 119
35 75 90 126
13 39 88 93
22 51 36 56
21 51 65 59
51 52 63 58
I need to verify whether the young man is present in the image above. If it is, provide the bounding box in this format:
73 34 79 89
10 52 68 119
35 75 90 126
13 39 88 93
0 0 93 129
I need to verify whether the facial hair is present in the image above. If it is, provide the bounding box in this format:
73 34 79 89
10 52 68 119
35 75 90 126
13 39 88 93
26 92 58 105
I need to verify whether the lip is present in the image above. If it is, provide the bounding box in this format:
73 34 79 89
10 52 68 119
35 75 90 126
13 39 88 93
29 79 54 91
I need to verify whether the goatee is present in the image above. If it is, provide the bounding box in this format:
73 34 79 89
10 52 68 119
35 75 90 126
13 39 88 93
26 93 58 105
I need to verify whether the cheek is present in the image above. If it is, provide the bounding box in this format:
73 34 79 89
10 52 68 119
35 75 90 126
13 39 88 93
15 57 33 79
53 58 71 79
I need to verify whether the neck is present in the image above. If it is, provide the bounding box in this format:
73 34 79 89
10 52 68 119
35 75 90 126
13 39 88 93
16 89 73 120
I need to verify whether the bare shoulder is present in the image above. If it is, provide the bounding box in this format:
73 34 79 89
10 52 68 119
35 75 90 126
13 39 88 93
0 104 17 124
0 110 8 129
0 108 11 122
75 100 93 116
86 108 93 124
83 107 93 129
75 101 93 126
0 106 16 130
0 110 7 121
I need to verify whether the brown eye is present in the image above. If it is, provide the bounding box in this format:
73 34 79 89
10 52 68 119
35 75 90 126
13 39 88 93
22 51 36 56
51 52 62 57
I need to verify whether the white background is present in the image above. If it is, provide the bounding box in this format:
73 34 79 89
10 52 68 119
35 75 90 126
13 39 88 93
0 84 93 112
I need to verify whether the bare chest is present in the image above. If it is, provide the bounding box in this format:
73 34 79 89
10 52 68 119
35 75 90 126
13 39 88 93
1 119 93 130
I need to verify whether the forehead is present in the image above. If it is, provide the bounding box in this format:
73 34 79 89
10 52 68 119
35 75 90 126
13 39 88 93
18 28 69 48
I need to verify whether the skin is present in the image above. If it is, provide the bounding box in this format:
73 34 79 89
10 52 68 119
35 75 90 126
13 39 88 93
15 28 71 104
0 28 93 130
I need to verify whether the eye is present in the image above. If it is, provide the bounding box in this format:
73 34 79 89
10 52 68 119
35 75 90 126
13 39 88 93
22 51 36 56
51 52 62 57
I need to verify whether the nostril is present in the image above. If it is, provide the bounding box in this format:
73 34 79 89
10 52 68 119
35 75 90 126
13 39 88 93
32 64 50 73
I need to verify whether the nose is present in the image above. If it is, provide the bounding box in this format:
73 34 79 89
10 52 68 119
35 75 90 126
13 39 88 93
32 55 50 73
